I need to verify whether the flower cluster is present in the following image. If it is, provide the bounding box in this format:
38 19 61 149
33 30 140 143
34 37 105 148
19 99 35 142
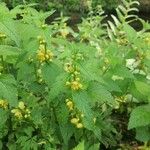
66 99 84 129
0 99 8 109
11 101 31 120
64 62 74 73
66 78 83 91
65 64 83 91
37 36 54 63
36 68 43 83
60 23 69 38
60 29 69 38
114 96 127 109
66 99 74 111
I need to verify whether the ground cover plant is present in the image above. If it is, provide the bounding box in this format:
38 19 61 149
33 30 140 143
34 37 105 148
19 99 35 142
0 0 150 149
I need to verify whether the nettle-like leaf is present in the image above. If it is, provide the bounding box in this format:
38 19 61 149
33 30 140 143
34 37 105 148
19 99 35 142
72 91 94 130
31 106 43 125
47 73 68 101
128 104 150 129
17 62 36 82
135 126 150 142
88 81 115 106
59 123 75 146
0 75 18 107
72 91 102 141
0 20 21 47
42 63 61 87
110 65 135 79
134 81 150 98
0 109 8 128
16 135 38 150
0 45 21 57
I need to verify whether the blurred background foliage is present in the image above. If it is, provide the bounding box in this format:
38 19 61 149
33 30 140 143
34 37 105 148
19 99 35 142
1 0 120 13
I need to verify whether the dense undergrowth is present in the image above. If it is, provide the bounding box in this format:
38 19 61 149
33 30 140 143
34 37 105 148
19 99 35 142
0 0 150 149
3 0 119 13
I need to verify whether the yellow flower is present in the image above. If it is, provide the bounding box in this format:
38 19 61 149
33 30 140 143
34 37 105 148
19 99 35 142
60 29 69 38
18 101 25 110
66 100 74 111
11 109 23 119
74 71 80 75
0 99 8 109
66 81 70 86
37 69 42 75
76 123 84 129
144 37 150 45
71 118 79 125
37 50 45 62
41 24 47 29
0 33 6 39
25 108 31 114
64 63 74 73
70 80 83 90
37 35 43 41
39 39 46 44
24 109 31 118
39 44 45 51
46 50 54 61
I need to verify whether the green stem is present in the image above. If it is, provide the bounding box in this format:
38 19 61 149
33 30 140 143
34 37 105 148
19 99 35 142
0 55 5 73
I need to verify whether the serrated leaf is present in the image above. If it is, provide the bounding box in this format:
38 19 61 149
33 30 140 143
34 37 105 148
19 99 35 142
88 81 115 106
42 63 61 87
128 104 150 129
112 65 134 79
72 91 94 130
48 73 68 100
135 126 150 142
0 109 8 127
0 20 21 47
0 75 18 107
0 45 21 57
134 81 150 97
59 124 74 145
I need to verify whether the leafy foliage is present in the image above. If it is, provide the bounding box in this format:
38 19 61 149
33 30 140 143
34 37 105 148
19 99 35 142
0 0 150 149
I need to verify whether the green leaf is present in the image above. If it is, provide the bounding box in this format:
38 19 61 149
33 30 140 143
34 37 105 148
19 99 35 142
17 63 35 82
0 20 21 47
123 23 137 42
42 63 61 87
31 106 43 125
0 109 8 127
135 126 150 142
0 75 18 107
88 81 115 106
88 143 100 150
59 124 74 145
72 91 94 130
112 65 134 79
0 45 21 57
134 81 150 97
73 141 84 150
128 104 150 129
48 73 68 100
